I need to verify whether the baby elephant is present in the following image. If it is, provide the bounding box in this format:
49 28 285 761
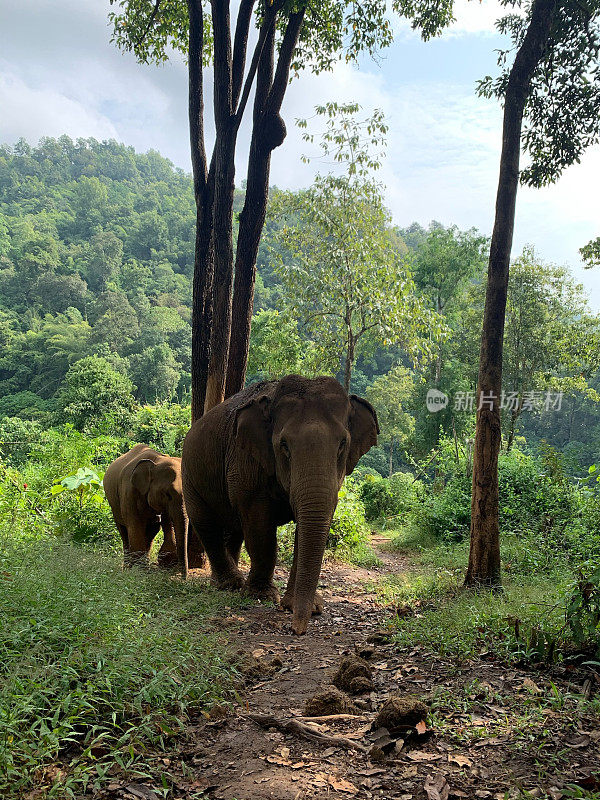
104 445 203 575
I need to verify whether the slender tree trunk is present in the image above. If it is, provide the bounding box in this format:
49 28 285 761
505 406 522 453
225 10 305 397
344 328 355 394
225 14 276 398
465 0 557 587
389 437 394 477
187 0 213 422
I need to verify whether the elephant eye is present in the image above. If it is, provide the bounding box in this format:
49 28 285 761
280 439 290 456
339 438 348 453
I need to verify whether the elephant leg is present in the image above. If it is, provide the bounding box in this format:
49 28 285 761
281 527 324 616
187 500 244 591
187 528 206 569
226 528 244 566
242 503 280 604
158 513 178 569
125 520 152 568
116 522 129 557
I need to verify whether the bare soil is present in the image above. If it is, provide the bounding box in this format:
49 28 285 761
101 538 600 800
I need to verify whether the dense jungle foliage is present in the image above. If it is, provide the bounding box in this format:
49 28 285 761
1 136 600 797
1 136 599 474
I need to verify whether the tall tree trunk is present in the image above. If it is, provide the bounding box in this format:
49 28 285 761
204 0 236 412
465 0 557 587
204 127 236 411
188 0 213 422
389 437 394 477
225 10 305 397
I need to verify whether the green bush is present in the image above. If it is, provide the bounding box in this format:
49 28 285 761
127 402 191 454
0 417 49 467
52 487 117 546
359 471 422 521
566 566 600 657
358 474 396 520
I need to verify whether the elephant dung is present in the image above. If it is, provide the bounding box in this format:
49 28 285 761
373 695 428 733
332 655 374 694
304 686 358 717
238 653 283 682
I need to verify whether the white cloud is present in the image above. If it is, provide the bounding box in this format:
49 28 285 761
448 0 506 35
0 71 119 143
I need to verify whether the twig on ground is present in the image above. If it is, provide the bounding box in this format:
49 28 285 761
247 713 368 752
296 713 366 723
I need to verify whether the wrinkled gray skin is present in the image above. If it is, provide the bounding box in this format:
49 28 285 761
182 375 378 634
103 444 203 576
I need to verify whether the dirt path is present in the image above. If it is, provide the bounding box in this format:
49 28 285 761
108 539 600 800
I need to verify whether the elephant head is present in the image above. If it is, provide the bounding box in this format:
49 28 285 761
236 376 378 634
131 458 188 577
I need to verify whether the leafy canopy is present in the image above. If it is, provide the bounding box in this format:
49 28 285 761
478 0 600 188
108 0 413 72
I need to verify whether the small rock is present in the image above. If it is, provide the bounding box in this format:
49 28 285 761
304 686 357 717
332 655 374 694
373 695 428 732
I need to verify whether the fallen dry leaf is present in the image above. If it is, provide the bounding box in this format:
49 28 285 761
328 776 359 794
566 734 591 749
448 754 473 768
407 752 442 762
521 678 542 694
424 773 450 800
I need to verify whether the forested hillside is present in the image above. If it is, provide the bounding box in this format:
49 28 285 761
0 136 599 474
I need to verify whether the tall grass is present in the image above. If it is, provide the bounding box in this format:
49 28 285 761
0 537 239 798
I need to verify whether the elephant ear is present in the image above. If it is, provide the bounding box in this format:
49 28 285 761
131 459 154 495
235 394 275 475
346 395 380 475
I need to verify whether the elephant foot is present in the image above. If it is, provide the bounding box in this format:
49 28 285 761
280 590 324 616
124 552 150 569
245 581 281 604
211 569 245 592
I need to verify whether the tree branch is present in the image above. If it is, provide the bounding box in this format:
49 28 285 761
137 0 161 47
232 0 257 109
248 713 368 752
266 8 306 114
187 0 207 200
234 2 277 126
210 0 233 127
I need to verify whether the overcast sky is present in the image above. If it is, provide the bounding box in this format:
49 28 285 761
1 0 599 309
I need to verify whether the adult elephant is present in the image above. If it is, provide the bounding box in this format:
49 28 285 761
104 444 204 576
182 375 378 634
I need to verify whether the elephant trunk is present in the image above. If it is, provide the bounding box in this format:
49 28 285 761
291 479 337 635
172 505 189 580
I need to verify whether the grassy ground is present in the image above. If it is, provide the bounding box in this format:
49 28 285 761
0 537 241 798
376 525 574 663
